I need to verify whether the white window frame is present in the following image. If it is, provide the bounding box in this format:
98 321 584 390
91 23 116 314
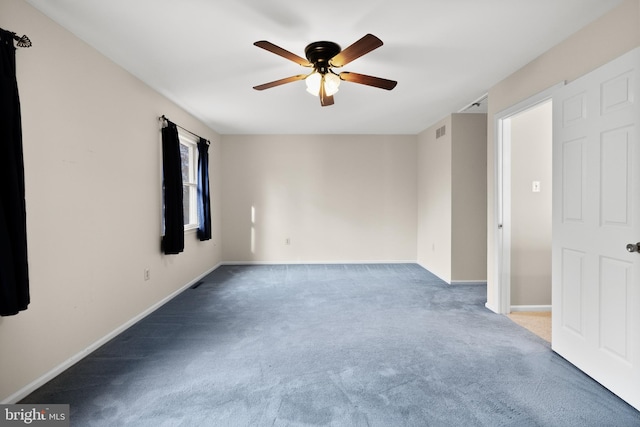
178 130 199 231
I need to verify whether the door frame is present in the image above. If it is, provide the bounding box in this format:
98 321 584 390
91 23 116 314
492 83 564 314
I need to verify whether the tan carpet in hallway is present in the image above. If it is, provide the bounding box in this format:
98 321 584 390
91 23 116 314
507 311 551 343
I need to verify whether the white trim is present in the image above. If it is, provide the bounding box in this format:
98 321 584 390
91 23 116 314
492 82 564 314
2 264 221 404
499 116 512 313
450 280 487 286
509 305 552 312
178 130 199 230
221 260 417 265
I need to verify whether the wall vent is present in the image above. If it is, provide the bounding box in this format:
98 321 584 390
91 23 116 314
436 125 446 139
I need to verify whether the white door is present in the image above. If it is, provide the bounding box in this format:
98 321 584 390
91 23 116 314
552 48 640 410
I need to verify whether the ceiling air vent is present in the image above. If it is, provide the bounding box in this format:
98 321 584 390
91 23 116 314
436 125 446 139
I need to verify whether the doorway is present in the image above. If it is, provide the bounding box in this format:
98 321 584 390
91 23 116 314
509 100 553 311
494 84 561 315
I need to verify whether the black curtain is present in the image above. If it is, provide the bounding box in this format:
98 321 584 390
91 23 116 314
0 29 29 316
196 138 211 241
161 121 184 254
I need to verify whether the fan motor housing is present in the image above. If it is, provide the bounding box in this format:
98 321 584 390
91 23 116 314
305 41 341 69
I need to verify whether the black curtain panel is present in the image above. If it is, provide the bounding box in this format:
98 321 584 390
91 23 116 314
196 138 211 241
161 121 184 254
0 29 29 316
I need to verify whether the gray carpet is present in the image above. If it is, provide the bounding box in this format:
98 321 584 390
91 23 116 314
21 264 640 426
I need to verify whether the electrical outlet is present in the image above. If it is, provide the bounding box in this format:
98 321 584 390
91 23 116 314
285 238 291 245
144 269 150 281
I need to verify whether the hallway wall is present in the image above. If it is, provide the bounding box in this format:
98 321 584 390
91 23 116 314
510 101 552 306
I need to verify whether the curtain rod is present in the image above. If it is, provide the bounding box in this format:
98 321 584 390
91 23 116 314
160 115 209 145
12 33 32 48
0 26 32 47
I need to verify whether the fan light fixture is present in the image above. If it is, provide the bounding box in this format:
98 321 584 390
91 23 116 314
305 72 340 97
253 35 397 107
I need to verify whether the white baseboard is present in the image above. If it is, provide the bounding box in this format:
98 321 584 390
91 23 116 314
449 280 487 286
221 260 417 265
510 305 552 312
2 263 221 404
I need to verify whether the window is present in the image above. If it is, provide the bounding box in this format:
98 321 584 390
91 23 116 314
178 131 198 230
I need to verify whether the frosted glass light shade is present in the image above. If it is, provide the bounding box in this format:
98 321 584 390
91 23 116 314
305 72 340 96
305 72 321 95
323 73 340 96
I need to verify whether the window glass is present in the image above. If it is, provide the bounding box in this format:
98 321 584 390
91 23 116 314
180 144 189 183
178 132 198 230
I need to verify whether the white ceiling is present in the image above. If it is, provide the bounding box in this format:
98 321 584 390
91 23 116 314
26 0 622 135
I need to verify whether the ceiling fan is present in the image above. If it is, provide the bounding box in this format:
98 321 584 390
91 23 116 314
253 34 397 107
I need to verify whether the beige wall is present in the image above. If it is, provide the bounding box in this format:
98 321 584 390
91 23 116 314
417 117 452 282
0 0 222 402
417 114 487 283
510 101 552 306
486 0 640 311
221 135 418 263
451 114 487 282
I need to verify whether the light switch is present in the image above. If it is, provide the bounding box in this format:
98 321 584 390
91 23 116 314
532 181 541 193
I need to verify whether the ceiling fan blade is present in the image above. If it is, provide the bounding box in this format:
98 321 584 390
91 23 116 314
253 74 308 91
339 72 397 90
329 34 383 67
254 41 312 67
319 81 334 106
320 94 334 106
